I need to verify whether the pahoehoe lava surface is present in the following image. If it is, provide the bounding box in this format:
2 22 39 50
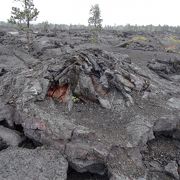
0 27 180 180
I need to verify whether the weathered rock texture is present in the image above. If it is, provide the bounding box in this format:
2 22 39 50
0 27 180 179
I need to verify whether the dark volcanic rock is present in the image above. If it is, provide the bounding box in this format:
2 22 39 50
148 56 180 80
0 27 180 179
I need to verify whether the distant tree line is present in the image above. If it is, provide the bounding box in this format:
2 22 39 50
2 20 180 34
104 24 180 33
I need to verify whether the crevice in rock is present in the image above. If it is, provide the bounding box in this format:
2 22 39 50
13 123 43 149
154 130 174 139
67 166 109 180
0 139 8 151
13 123 24 133
18 137 42 149
0 119 10 128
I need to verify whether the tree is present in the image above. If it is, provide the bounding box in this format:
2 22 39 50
8 0 39 51
88 4 103 43
88 4 103 30
9 0 39 30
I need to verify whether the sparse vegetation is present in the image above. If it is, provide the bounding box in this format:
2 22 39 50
8 0 39 51
161 35 180 53
168 36 180 44
88 4 103 43
72 96 80 103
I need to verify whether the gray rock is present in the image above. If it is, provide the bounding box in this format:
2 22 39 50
65 126 109 174
23 79 42 96
44 48 63 58
167 97 180 110
78 72 97 100
171 75 180 82
129 74 145 91
0 103 14 127
0 147 68 180
127 148 144 168
32 36 56 56
14 50 40 67
126 115 154 147
98 97 111 109
0 126 23 146
19 103 76 150
66 142 107 174
100 74 109 89
153 115 178 132
37 78 50 100
116 74 134 89
164 161 179 180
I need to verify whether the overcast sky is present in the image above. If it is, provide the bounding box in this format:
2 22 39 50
1 0 180 26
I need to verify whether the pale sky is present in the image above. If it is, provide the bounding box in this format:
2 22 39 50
1 0 180 26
